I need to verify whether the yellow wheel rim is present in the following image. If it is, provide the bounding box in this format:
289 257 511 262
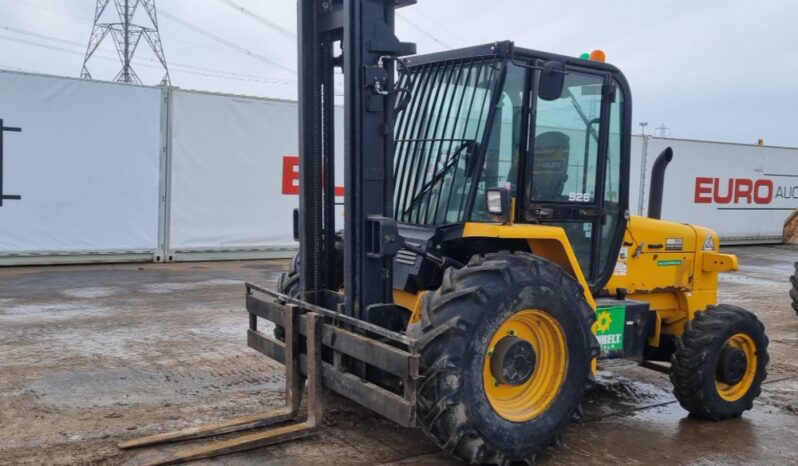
715 333 757 402
482 309 567 422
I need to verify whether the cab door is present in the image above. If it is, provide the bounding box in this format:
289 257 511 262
524 68 620 288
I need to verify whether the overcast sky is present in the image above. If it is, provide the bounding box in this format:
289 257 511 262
0 0 796 146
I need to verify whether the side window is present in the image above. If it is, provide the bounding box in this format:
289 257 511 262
598 83 625 271
529 72 604 204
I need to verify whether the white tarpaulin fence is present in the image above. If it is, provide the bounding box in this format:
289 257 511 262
166 89 343 260
0 70 163 263
168 91 301 254
0 69 796 265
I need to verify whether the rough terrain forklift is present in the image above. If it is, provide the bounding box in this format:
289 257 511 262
120 1 769 464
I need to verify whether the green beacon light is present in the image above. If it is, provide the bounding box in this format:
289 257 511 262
579 52 590 60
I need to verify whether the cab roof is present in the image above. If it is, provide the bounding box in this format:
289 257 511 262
403 41 622 75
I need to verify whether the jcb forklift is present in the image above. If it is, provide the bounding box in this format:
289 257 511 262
120 1 769 464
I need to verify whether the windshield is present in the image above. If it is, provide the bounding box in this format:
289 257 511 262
471 64 526 221
393 58 501 225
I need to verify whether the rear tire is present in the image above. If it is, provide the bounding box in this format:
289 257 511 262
277 252 302 301
274 253 301 341
670 305 768 420
275 233 344 340
408 252 598 465
790 263 798 316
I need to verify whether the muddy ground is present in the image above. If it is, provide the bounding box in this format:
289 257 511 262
1 245 797 465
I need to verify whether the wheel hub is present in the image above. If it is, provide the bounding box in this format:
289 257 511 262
716 345 748 385
490 336 536 386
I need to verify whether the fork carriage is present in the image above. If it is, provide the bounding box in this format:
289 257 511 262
245 283 421 428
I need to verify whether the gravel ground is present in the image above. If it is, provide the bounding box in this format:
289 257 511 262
1 245 796 465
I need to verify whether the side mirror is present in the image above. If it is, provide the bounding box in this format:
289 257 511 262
486 188 511 224
538 60 566 101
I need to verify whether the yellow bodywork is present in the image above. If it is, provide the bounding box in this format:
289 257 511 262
394 221 598 324
460 222 597 309
605 215 737 345
393 215 738 350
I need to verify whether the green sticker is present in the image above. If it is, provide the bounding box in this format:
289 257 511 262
596 305 625 352
657 259 683 267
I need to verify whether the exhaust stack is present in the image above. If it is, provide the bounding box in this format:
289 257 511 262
647 147 673 220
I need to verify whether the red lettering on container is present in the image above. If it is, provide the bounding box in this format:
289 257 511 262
713 178 733 204
282 155 345 196
734 179 753 203
694 177 713 203
753 179 773 204
282 155 300 195
694 177 774 205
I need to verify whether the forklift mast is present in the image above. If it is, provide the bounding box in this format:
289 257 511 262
297 0 416 319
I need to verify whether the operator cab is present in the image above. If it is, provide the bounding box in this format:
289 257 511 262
393 41 632 294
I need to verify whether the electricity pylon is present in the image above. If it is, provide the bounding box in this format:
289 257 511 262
81 0 170 85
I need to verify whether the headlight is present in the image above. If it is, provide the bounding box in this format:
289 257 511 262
486 189 506 215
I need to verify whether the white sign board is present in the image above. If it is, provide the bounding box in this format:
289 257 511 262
632 136 798 243
0 71 162 255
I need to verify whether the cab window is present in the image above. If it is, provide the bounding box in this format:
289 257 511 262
529 72 604 204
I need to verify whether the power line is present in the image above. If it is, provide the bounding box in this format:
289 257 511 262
0 33 295 85
158 8 296 75
2 0 92 22
1 23 293 83
2 0 296 66
1 23 87 49
411 8 469 46
396 12 451 49
215 0 296 41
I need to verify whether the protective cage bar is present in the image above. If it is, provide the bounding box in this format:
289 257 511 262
392 56 500 226
246 283 420 428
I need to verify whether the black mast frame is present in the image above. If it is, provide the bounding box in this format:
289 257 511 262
297 0 415 319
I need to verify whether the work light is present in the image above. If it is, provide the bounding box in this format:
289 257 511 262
486 188 509 217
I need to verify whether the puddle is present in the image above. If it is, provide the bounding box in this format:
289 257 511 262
141 279 243 294
718 274 785 287
1 302 112 320
591 371 672 403
738 263 796 276
61 287 123 299
27 365 285 409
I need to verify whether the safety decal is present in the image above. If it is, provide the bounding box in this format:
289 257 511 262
596 305 626 352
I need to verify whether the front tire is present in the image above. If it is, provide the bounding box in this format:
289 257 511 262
670 305 769 420
408 252 598 464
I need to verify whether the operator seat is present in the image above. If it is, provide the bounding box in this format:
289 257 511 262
530 131 570 200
